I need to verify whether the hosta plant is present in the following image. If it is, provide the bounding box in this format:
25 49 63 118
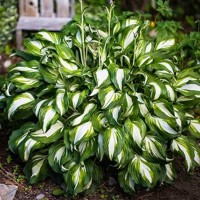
5 2 200 196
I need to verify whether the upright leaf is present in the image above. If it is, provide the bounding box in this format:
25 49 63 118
39 105 59 132
54 89 69 116
103 127 123 160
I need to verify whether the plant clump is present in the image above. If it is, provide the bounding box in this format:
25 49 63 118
3 3 200 196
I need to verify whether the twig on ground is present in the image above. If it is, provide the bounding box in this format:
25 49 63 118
0 168 26 189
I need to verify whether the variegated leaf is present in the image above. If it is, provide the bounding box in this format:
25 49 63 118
54 89 68 116
97 133 104 161
118 170 135 194
90 87 99 96
105 106 122 126
92 112 108 132
10 75 41 90
145 113 179 139
155 38 175 50
75 138 97 161
128 155 166 188
99 37 112 66
119 25 140 49
94 68 110 88
137 54 153 68
148 80 166 100
134 40 153 59
176 66 200 80
8 122 35 153
24 154 48 184
115 137 133 168
70 103 97 126
152 99 175 119
63 161 93 195
142 135 168 162
34 99 48 117
113 22 121 34
123 18 139 28
186 139 200 167
98 85 122 109
152 60 175 75
57 57 81 78
108 64 128 91
173 105 186 132
164 163 176 184
39 105 59 132
189 119 200 138
11 60 41 79
121 93 135 118
8 92 35 119
165 83 176 102
135 93 149 117
192 145 200 167
18 137 44 161
174 76 197 87
176 81 200 96
36 31 61 44
103 127 123 160
55 44 75 59
75 31 82 46
69 90 89 110
24 39 44 56
124 118 146 148
171 135 195 171
48 141 72 173
176 95 200 107
31 120 64 143
69 121 95 145
39 64 58 83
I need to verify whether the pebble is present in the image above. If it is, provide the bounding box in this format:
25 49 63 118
108 177 117 186
0 184 18 200
36 193 45 200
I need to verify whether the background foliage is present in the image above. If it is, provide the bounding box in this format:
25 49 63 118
0 0 18 53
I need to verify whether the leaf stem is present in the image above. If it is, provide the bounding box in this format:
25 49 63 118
79 0 86 67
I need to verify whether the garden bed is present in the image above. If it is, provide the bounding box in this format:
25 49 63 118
1 129 200 200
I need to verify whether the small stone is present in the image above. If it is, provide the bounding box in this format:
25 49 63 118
108 177 117 186
0 184 18 200
3 60 12 69
36 193 45 200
